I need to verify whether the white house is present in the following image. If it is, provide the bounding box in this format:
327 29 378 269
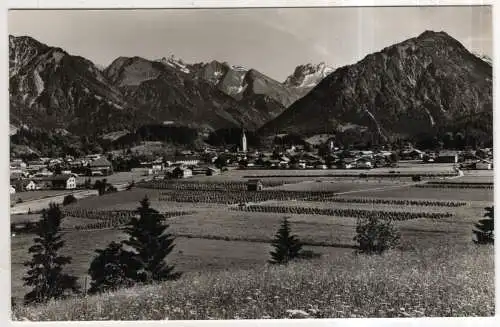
10 185 16 194
50 175 77 190
173 167 193 178
25 180 38 191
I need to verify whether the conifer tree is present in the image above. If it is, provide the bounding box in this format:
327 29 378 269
123 197 181 283
473 206 494 244
269 217 303 264
23 203 80 304
87 241 140 294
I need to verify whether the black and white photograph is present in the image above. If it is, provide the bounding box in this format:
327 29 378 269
6 2 495 322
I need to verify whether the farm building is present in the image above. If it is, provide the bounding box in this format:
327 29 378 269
247 179 263 191
400 148 425 160
355 158 373 169
49 174 77 190
89 157 113 176
436 151 459 163
475 161 492 170
14 180 39 192
10 159 27 170
173 167 193 179
165 156 200 167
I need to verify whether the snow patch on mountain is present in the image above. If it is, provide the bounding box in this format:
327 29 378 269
160 55 190 74
284 62 335 89
33 69 44 96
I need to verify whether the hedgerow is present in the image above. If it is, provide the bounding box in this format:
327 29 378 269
230 205 452 221
157 190 466 207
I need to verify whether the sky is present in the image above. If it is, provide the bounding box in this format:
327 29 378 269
8 6 492 82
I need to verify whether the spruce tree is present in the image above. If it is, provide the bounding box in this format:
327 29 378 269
87 241 140 294
473 206 494 244
269 217 303 264
23 203 80 304
123 197 181 283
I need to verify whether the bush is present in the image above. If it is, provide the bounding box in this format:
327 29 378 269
354 216 400 255
412 175 421 182
62 194 77 206
88 241 140 294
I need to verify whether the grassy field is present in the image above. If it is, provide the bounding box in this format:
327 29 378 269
12 242 494 320
11 190 76 202
10 167 494 317
10 197 486 301
351 186 493 201
76 171 152 186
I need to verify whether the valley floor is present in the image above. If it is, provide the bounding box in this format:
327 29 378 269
10 165 495 319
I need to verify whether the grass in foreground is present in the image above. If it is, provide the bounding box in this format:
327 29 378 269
12 242 494 320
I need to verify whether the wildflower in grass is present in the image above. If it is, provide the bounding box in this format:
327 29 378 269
123 196 181 283
269 217 303 264
473 206 494 244
23 203 80 305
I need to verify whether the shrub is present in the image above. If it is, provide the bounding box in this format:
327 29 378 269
16 198 23 204
62 194 77 206
473 206 494 244
353 216 400 255
87 241 140 294
412 175 421 182
269 217 303 264
23 204 80 304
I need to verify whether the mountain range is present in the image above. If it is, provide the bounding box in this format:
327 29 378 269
260 31 493 146
9 31 493 154
10 35 330 137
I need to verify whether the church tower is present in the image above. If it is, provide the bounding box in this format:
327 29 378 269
241 128 247 153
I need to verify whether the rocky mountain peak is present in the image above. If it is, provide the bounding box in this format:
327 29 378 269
261 30 492 146
283 62 335 89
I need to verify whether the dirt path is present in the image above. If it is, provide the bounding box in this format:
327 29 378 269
10 190 99 214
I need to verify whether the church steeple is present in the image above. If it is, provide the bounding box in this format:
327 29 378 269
241 128 247 153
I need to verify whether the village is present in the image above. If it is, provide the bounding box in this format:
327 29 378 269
10 130 493 195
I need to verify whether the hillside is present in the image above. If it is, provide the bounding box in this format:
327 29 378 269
103 56 285 131
9 35 142 135
8 36 293 142
12 243 493 320
260 31 493 146
190 60 300 109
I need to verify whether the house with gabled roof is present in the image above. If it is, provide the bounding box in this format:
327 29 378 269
89 157 113 176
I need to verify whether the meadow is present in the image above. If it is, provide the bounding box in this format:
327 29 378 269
13 242 494 320
10 166 495 318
